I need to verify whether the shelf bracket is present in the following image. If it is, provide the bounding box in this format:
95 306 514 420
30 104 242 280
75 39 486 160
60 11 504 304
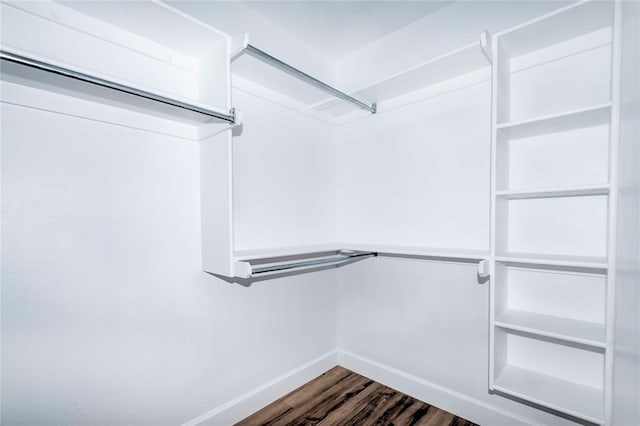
478 259 491 279
480 30 493 63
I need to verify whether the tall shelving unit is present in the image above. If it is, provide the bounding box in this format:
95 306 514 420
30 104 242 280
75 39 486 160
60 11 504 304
488 1 620 424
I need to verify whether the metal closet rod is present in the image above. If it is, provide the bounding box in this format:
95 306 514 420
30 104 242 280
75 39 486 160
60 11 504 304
0 50 237 124
251 251 377 275
244 44 377 114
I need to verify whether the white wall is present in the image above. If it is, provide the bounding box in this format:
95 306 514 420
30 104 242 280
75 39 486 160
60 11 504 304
612 1 640 425
335 82 583 425
337 82 491 250
232 89 337 251
0 86 337 425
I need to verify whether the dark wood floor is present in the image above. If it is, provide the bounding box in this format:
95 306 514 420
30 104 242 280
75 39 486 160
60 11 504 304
236 366 479 426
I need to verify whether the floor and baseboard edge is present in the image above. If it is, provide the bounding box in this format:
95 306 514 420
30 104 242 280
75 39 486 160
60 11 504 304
183 348 547 426
182 350 338 426
337 349 542 426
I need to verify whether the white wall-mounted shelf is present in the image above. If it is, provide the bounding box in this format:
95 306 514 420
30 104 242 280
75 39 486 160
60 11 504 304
233 244 342 261
1 1 234 137
0 49 235 126
495 184 610 200
496 103 612 139
343 244 488 262
232 33 491 122
495 254 608 270
495 310 606 348
231 243 488 279
494 365 604 425
311 39 490 117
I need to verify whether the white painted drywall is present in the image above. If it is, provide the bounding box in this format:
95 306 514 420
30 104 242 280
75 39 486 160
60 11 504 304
337 82 491 251
0 87 337 425
232 89 337 251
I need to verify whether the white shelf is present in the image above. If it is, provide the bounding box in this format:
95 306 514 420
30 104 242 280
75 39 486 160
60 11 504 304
496 253 608 270
343 243 488 261
496 103 612 140
494 365 604 424
496 0 613 58
312 40 489 117
495 184 610 200
495 309 606 348
235 244 488 262
233 244 342 261
1 49 232 125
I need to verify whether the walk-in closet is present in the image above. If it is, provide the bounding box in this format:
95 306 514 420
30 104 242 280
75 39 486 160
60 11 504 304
1 1 639 425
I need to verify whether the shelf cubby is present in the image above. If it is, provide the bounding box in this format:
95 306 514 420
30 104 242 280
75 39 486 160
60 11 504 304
494 365 604 425
494 261 607 343
496 194 609 259
494 1 614 125
493 328 605 424
495 105 611 192
495 108 611 191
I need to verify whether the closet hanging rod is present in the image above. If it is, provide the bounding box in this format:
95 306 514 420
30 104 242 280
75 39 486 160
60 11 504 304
251 251 377 275
0 50 237 124
242 44 377 114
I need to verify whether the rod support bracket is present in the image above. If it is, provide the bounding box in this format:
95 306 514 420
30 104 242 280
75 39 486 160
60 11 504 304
480 30 493 63
230 107 242 126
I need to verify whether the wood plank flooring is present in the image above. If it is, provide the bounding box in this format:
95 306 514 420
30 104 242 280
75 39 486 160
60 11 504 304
235 367 479 426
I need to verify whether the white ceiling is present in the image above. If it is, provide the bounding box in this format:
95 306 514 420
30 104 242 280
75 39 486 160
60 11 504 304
238 1 452 59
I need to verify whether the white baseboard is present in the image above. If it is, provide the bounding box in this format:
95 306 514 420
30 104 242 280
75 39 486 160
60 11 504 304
182 351 338 426
337 349 542 426
183 348 546 426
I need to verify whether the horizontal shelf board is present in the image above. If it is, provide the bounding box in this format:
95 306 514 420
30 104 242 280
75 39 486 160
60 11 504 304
496 0 613 58
495 310 606 348
496 253 608 270
496 103 612 140
344 243 488 261
235 244 489 262
495 184 610 200
494 365 604 424
1 52 231 124
311 41 489 117
233 244 342 261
